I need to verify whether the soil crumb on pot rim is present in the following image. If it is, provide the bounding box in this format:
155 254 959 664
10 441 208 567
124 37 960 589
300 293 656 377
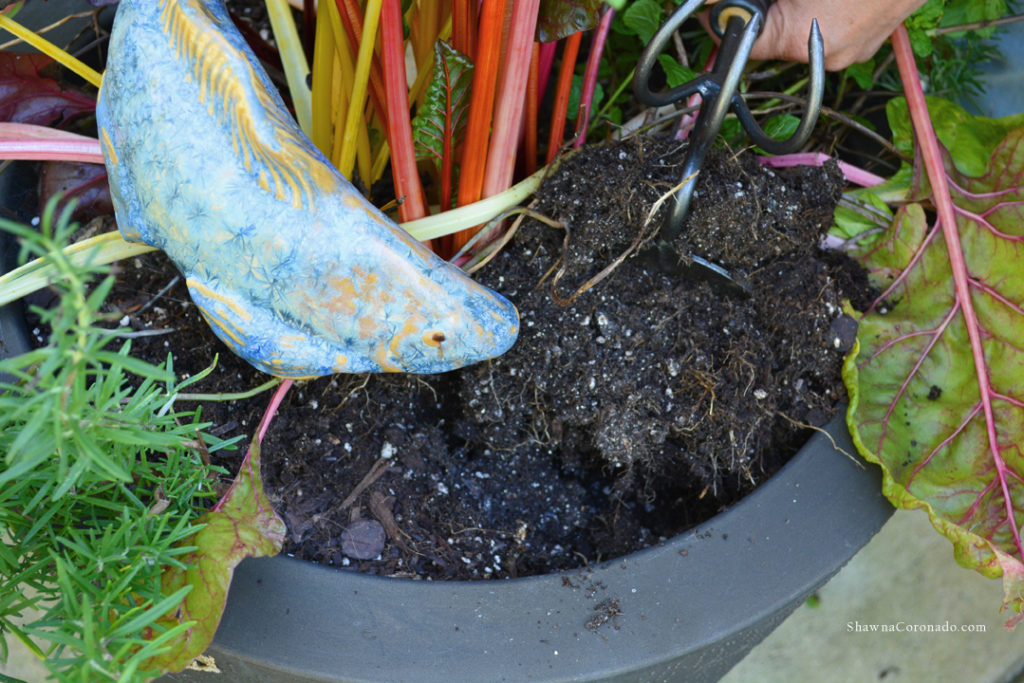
87 136 864 581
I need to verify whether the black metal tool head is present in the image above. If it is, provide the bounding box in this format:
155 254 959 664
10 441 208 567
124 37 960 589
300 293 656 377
644 239 752 298
632 0 824 294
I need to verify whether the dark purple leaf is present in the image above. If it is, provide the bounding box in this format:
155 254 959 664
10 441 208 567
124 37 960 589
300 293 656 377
0 52 95 126
39 159 111 221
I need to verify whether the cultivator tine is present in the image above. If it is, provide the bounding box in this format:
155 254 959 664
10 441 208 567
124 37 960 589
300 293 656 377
632 0 825 293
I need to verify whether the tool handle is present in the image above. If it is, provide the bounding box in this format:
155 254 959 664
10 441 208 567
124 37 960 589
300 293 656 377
709 0 773 38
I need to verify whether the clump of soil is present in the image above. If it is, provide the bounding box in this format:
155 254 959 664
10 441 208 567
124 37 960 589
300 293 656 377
87 136 861 580
460 138 848 500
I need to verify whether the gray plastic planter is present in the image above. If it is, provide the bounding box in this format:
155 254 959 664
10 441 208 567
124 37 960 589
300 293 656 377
0 165 893 683
0 210 892 680
159 413 891 683
0 6 893 678
0 164 34 374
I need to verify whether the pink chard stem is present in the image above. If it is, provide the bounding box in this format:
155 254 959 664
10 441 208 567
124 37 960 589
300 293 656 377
210 378 293 515
0 123 103 163
380 0 427 221
573 7 614 148
760 152 886 187
481 0 540 198
257 379 294 444
891 25 1023 558
536 41 557 109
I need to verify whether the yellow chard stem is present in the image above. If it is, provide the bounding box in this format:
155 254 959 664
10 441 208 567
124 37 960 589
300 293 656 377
264 0 313 137
309 3 335 156
0 13 102 88
403 166 548 241
371 140 391 185
339 0 384 178
0 232 155 308
325 0 372 185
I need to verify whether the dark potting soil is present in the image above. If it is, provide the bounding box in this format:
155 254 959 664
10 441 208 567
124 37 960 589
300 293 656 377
78 136 860 580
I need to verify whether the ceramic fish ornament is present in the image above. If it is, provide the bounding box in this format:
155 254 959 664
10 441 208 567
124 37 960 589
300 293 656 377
95 0 518 378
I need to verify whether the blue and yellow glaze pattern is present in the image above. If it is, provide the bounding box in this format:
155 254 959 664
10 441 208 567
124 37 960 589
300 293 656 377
95 0 518 378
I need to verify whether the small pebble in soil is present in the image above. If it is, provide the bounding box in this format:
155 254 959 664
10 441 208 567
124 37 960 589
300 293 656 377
341 519 386 560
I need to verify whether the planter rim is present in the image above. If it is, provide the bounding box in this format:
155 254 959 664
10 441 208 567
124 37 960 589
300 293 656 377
195 412 892 682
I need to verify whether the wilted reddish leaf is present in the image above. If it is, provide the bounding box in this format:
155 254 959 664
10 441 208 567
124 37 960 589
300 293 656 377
0 52 95 125
40 160 111 221
145 435 286 672
537 0 603 42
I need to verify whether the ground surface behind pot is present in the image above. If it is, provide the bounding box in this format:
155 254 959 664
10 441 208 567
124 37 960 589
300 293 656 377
163 413 891 683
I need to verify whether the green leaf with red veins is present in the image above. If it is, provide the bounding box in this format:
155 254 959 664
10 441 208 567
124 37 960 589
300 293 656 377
844 122 1024 630
887 96 1024 179
412 40 473 209
144 436 285 672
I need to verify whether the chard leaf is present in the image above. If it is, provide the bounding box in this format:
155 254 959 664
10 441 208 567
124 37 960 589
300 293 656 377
845 120 1024 627
839 98 1024 252
831 164 912 246
0 53 94 126
537 0 603 42
412 41 472 170
566 73 603 122
656 54 697 89
620 0 660 44
39 160 112 222
888 97 1024 178
144 435 285 672
760 113 800 142
844 59 876 91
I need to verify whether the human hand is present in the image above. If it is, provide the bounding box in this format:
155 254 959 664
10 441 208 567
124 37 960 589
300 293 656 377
707 0 928 71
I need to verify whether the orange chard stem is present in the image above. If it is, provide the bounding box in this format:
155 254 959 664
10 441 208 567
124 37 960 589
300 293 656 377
481 0 539 199
379 0 427 221
452 0 476 60
545 31 582 165
451 0 508 250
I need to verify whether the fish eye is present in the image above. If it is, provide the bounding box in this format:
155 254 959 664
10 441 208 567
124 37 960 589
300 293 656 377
422 330 447 347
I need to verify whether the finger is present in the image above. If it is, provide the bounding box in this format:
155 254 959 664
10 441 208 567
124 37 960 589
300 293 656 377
748 4 805 63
